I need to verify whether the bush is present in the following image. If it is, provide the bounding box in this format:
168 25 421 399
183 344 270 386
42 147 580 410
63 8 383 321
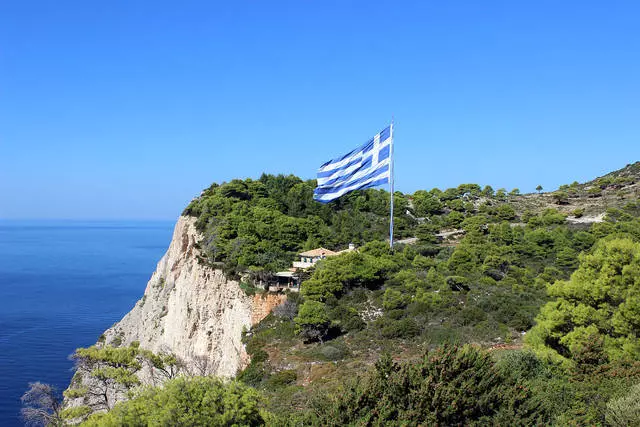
330 304 365 332
294 300 331 343
606 382 640 426
83 377 266 426
446 211 465 228
240 281 258 296
587 186 602 197
495 204 517 221
496 350 547 381
459 306 487 326
265 370 297 390
446 275 470 292
310 345 545 426
237 361 267 387
318 345 347 361
382 288 409 310
110 334 123 347
379 317 419 339
552 191 569 205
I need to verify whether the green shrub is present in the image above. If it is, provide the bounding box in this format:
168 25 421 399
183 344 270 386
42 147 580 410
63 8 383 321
110 334 123 347
459 306 487 326
495 204 517 220
496 350 547 381
61 405 92 421
446 211 465 228
606 382 640 426
310 345 546 426
240 281 258 296
587 186 602 197
265 370 297 390
83 377 266 426
382 288 408 310
445 275 470 291
330 304 365 332
379 317 419 339
318 345 346 361
237 361 267 387
552 191 569 205
294 300 330 343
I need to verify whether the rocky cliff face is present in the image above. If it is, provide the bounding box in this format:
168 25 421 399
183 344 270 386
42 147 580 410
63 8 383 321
102 216 286 378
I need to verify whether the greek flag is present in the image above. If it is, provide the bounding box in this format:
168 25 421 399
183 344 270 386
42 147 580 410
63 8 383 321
313 125 392 203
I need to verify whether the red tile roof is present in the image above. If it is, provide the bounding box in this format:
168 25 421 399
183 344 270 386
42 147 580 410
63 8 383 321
298 247 338 257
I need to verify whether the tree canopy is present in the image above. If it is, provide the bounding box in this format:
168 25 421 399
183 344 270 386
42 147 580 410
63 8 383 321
183 174 414 274
527 238 640 365
82 377 265 426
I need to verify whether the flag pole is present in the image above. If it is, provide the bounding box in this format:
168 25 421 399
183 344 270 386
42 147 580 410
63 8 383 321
389 119 395 248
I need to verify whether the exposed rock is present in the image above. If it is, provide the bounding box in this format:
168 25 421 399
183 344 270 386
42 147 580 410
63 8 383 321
251 293 287 325
64 216 291 419
566 213 605 224
102 216 284 378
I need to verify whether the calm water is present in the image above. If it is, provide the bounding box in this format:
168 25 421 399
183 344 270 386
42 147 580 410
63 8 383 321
0 220 174 426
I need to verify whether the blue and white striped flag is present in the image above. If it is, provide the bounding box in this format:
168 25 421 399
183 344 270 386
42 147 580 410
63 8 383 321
313 125 392 203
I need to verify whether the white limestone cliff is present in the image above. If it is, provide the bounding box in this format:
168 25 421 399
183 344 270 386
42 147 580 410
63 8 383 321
102 215 285 378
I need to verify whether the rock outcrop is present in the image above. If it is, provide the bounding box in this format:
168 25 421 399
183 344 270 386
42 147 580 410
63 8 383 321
102 216 285 378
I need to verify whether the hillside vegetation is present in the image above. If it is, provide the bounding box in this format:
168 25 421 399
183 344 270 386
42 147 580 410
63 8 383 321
48 162 640 426
182 173 416 275
185 162 640 425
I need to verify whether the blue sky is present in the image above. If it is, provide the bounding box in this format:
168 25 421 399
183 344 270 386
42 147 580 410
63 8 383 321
1 1 638 220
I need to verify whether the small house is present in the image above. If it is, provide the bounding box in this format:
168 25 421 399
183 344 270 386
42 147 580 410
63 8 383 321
273 244 356 291
293 247 338 269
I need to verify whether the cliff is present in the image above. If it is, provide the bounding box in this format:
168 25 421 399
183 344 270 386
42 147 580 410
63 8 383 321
102 216 286 378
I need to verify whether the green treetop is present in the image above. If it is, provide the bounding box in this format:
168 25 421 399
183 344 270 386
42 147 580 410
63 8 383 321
527 238 640 365
82 377 265 426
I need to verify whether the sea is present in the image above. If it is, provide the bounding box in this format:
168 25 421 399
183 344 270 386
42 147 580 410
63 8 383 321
0 220 174 426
